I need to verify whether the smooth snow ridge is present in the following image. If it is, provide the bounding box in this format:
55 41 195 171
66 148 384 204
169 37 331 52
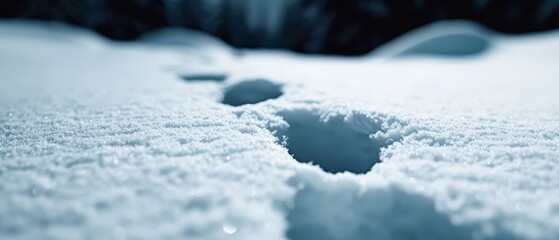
374 21 493 58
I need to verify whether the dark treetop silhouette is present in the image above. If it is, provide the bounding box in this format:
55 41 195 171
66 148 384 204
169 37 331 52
2 0 558 55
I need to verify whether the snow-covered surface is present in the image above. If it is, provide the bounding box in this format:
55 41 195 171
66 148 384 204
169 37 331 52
1 20 559 240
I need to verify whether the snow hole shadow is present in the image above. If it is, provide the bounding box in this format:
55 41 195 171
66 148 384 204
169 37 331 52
277 109 398 174
285 172 480 240
222 79 283 106
179 73 227 82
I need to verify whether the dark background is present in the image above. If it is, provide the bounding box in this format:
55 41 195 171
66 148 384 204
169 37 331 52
1 0 558 55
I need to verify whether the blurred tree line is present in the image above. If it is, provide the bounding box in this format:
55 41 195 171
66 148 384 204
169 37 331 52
1 0 558 55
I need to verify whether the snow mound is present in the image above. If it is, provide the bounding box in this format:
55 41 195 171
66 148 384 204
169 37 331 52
396 33 490 57
374 21 492 58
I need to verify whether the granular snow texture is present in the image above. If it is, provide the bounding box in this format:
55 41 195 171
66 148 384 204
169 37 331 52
1 20 559 240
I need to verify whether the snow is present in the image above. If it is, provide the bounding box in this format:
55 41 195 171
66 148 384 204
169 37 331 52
1 20 559 240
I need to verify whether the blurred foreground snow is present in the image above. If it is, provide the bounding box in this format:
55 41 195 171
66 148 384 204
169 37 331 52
1 20 559 240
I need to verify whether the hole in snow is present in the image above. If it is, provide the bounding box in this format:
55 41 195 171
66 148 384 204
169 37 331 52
285 172 474 240
278 109 395 174
222 79 283 107
180 73 227 82
396 33 490 57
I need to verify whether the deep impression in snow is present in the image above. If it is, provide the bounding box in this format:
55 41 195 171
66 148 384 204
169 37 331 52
1 1 559 240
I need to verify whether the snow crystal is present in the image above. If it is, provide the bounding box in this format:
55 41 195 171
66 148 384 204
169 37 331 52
223 222 238 234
